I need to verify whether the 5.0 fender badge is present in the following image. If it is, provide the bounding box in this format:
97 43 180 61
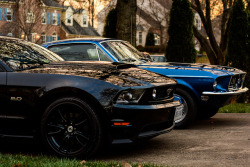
10 97 23 101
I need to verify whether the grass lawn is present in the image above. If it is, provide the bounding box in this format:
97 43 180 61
218 103 250 113
0 154 163 167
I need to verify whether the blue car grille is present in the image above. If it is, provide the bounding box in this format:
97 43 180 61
228 74 246 91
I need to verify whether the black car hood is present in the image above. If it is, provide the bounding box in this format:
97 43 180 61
21 61 176 87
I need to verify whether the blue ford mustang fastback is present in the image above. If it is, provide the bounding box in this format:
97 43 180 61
43 38 248 128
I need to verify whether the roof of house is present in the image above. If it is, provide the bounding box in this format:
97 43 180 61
0 0 15 2
0 0 62 8
62 20 100 37
137 7 160 29
155 0 172 9
42 0 62 8
62 6 86 14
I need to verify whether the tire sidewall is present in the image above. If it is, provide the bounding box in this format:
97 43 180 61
174 88 197 129
41 97 102 158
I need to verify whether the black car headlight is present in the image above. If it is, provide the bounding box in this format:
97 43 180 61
116 89 145 104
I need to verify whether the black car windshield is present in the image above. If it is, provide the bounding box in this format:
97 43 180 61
101 41 151 63
0 39 64 71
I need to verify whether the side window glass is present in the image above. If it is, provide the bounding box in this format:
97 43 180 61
87 49 99 60
48 43 99 61
98 48 111 61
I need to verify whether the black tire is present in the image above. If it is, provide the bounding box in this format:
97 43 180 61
174 88 197 129
198 107 219 119
41 97 102 158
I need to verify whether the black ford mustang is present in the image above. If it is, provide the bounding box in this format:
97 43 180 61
0 37 179 157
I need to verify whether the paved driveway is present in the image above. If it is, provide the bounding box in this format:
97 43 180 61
96 113 250 167
0 113 249 166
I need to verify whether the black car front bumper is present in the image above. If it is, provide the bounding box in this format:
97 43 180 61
109 101 179 144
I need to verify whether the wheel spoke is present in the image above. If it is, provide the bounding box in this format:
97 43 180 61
58 109 67 122
74 131 89 141
75 119 87 127
48 129 64 136
65 111 71 122
59 135 69 151
47 123 64 130
75 136 86 147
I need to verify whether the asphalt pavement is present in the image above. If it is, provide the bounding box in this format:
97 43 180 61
95 113 250 167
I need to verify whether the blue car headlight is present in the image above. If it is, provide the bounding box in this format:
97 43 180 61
213 80 217 90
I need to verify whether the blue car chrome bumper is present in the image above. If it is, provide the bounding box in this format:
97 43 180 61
202 87 248 95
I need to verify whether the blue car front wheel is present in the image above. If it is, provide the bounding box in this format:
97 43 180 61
174 88 197 129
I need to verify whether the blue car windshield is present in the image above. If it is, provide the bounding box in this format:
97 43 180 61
101 41 150 63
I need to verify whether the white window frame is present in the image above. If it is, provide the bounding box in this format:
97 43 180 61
26 11 35 23
138 32 142 44
41 11 46 24
6 8 12 21
52 33 57 41
83 15 88 26
154 34 160 45
52 12 57 25
31 33 37 42
41 33 46 43
194 13 201 30
66 13 73 25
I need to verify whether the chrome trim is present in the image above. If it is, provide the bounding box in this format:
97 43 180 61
228 74 246 91
202 87 248 95
114 101 180 109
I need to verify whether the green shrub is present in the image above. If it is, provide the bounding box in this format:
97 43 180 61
166 0 196 63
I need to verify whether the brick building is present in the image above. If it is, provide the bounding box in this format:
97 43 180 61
0 0 99 44
60 6 99 39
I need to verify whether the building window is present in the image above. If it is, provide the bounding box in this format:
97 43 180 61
41 33 46 43
154 34 160 45
26 10 35 23
66 13 72 25
83 15 87 26
139 32 142 44
52 33 57 41
31 33 37 42
6 8 12 21
41 12 46 24
194 13 201 30
52 12 57 25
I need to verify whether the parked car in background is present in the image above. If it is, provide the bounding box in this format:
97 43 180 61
151 55 166 62
0 37 179 157
43 38 248 128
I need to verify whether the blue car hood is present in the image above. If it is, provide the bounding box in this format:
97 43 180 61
137 62 246 78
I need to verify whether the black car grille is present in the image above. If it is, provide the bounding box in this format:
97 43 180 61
139 86 175 104
228 74 246 91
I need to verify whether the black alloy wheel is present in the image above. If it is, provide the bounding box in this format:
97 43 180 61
41 97 102 158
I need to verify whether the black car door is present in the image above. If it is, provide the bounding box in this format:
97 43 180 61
0 40 42 136
0 65 7 132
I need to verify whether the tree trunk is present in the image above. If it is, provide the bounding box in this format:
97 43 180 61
193 26 217 64
191 0 234 65
116 0 137 46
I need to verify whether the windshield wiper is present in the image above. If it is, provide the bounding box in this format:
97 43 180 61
139 57 152 62
121 58 137 62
